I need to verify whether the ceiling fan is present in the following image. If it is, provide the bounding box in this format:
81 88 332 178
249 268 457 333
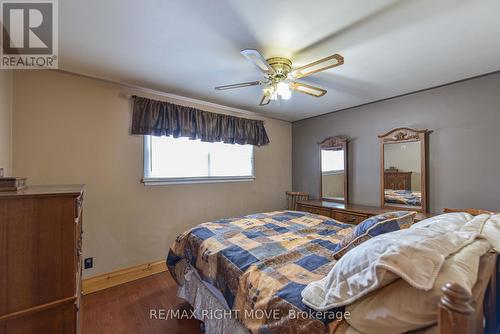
215 49 344 106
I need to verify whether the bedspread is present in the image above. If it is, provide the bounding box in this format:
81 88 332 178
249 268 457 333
167 210 353 334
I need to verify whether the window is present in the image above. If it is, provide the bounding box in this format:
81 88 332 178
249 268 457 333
321 150 344 173
143 136 254 184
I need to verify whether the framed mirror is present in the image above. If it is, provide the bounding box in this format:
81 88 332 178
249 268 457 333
378 127 431 212
319 136 349 204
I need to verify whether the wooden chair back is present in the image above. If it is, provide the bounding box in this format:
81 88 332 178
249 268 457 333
286 191 309 211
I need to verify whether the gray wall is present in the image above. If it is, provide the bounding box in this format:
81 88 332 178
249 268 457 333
293 72 500 212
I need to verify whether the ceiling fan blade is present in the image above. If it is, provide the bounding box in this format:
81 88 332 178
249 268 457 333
290 54 344 79
240 49 276 75
290 82 327 97
259 93 271 106
215 81 262 90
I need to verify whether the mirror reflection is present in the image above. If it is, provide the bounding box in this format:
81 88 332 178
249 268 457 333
383 141 422 208
321 149 345 201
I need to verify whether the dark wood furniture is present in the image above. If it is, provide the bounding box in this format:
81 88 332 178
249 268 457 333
384 169 412 190
285 191 309 211
318 136 349 204
378 127 431 212
0 185 84 334
296 199 434 223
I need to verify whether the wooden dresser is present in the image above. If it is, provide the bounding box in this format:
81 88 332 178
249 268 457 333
384 170 412 190
0 185 84 334
297 199 433 224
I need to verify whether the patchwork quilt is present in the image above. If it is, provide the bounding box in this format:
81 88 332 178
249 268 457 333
385 189 422 206
167 210 354 334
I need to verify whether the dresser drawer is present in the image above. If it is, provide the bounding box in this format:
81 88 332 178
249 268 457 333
313 207 332 217
333 211 368 224
298 204 331 218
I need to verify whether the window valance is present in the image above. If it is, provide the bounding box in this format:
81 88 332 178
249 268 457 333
131 96 270 146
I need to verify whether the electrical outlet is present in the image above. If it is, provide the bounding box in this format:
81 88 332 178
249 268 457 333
84 257 93 269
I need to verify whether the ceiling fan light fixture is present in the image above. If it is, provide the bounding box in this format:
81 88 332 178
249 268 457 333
276 81 291 100
270 89 279 101
264 82 291 101
215 49 343 106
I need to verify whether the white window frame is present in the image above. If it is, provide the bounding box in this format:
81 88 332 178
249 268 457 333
142 136 255 185
321 170 344 176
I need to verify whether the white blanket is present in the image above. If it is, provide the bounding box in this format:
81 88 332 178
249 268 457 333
301 213 499 311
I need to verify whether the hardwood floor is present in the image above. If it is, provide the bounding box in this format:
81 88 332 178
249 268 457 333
82 272 202 334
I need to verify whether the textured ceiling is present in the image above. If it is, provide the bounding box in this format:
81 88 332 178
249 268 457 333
60 0 500 121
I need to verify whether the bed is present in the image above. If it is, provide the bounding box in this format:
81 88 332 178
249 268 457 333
168 210 353 333
384 189 422 206
167 209 499 334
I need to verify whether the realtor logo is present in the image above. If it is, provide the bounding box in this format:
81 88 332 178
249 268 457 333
1 0 58 69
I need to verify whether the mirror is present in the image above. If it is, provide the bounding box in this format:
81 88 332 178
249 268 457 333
379 128 431 212
319 136 348 204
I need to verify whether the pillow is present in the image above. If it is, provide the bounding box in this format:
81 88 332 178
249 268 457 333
333 211 416 260
345 238 491 334
301 212 479 311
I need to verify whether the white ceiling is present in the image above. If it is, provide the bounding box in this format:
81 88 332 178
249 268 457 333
60 0 500 122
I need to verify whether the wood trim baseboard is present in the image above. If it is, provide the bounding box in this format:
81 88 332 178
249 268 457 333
82 260 167 295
